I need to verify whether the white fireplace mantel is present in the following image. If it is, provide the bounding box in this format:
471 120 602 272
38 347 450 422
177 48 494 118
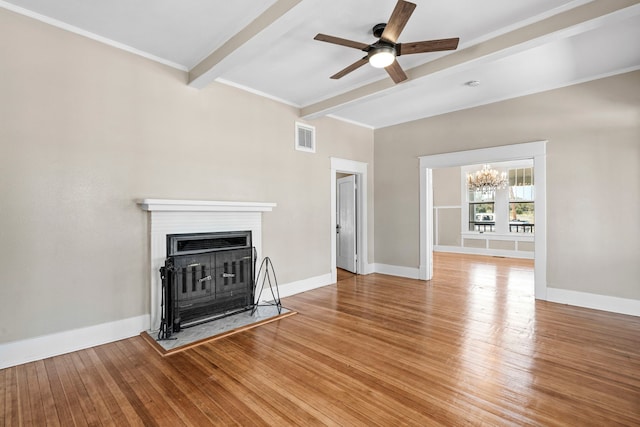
138 199 276 330
137 199 276 212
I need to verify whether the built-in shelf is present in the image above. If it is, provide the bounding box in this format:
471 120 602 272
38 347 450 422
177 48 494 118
137 199 276 212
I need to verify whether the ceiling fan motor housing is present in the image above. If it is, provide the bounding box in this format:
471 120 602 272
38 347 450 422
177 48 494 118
372 23 387 38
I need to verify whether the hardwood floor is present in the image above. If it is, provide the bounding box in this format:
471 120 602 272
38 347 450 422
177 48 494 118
336 268 355 281
3 253 640 426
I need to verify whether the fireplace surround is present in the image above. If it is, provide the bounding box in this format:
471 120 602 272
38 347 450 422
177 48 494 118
137 199 276 330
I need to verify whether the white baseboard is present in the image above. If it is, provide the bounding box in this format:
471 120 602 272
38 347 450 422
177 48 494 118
363 263 376 275
372 263 421 279
434 245 534 259
2 273 334 369
546 288 640 317
0 314 150 370
261 272 334 302
5 282 634 370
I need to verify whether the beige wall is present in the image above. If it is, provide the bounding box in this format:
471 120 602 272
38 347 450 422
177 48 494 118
435 208 462 247
375 70 640 300
433 167 461 206
433 167 462 246
0 9 373 343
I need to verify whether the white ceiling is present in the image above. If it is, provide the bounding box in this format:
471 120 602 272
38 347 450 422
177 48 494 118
3 0 639 129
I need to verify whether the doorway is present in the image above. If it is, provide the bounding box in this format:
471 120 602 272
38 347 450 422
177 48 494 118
418 141 547 300
330 157 369 283
337 174 357 273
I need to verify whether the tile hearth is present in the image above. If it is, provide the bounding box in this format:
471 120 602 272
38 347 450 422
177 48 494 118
143 305 295 355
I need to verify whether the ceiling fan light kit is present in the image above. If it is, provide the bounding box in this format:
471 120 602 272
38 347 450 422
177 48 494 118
368 45 396 68
314 0 459 84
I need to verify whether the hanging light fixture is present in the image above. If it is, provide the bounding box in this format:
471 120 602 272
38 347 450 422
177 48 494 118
466 164 508 194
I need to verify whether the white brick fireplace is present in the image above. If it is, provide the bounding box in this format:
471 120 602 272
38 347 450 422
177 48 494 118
137 199 276 330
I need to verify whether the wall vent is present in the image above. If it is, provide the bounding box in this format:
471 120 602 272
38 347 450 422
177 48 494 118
295 122 316 153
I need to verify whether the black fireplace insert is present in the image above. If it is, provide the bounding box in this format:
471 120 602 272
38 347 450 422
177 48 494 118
158 231 255 339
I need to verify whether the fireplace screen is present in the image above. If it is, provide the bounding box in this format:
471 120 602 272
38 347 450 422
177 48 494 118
158 231 254 339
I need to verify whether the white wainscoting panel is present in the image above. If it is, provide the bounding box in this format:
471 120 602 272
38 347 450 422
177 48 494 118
434 245 535 259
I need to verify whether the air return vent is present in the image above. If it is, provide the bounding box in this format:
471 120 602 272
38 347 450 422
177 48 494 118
295 122 316 153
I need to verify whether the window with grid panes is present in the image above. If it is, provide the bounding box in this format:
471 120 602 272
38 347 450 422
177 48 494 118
508 167 534 233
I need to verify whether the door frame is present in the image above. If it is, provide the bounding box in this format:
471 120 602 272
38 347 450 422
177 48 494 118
337 175 357 273
331 157 368 283
419 141 547 300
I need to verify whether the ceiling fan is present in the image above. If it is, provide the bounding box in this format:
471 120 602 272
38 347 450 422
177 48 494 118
314 0 459 84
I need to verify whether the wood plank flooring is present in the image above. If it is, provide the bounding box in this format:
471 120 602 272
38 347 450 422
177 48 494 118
336 268 355 282
3 253 640 426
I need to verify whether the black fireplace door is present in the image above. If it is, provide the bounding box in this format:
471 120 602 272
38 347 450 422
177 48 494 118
214 247 254 311
170 252 215 329
167 247 254 330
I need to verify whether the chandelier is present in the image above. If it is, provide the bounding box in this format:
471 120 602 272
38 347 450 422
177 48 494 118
466 164 508 194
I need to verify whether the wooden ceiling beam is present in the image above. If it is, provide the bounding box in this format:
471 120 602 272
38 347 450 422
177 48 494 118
300 0 640 120
189 0 302 89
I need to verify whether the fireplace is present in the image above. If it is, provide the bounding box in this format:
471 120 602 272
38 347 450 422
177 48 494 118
159 231 254 337
137 199 276 332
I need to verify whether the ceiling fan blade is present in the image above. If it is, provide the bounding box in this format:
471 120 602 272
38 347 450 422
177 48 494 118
330 57 369 79
314 34 370 51
385 60 408 84
397 38 460 56
380 0 416 44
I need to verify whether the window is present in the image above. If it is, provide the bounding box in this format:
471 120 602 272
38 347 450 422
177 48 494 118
468 190 495 232
508 167 534 233
462 161 534 234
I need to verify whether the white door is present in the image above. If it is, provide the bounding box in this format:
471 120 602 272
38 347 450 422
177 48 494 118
337 175 357 273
